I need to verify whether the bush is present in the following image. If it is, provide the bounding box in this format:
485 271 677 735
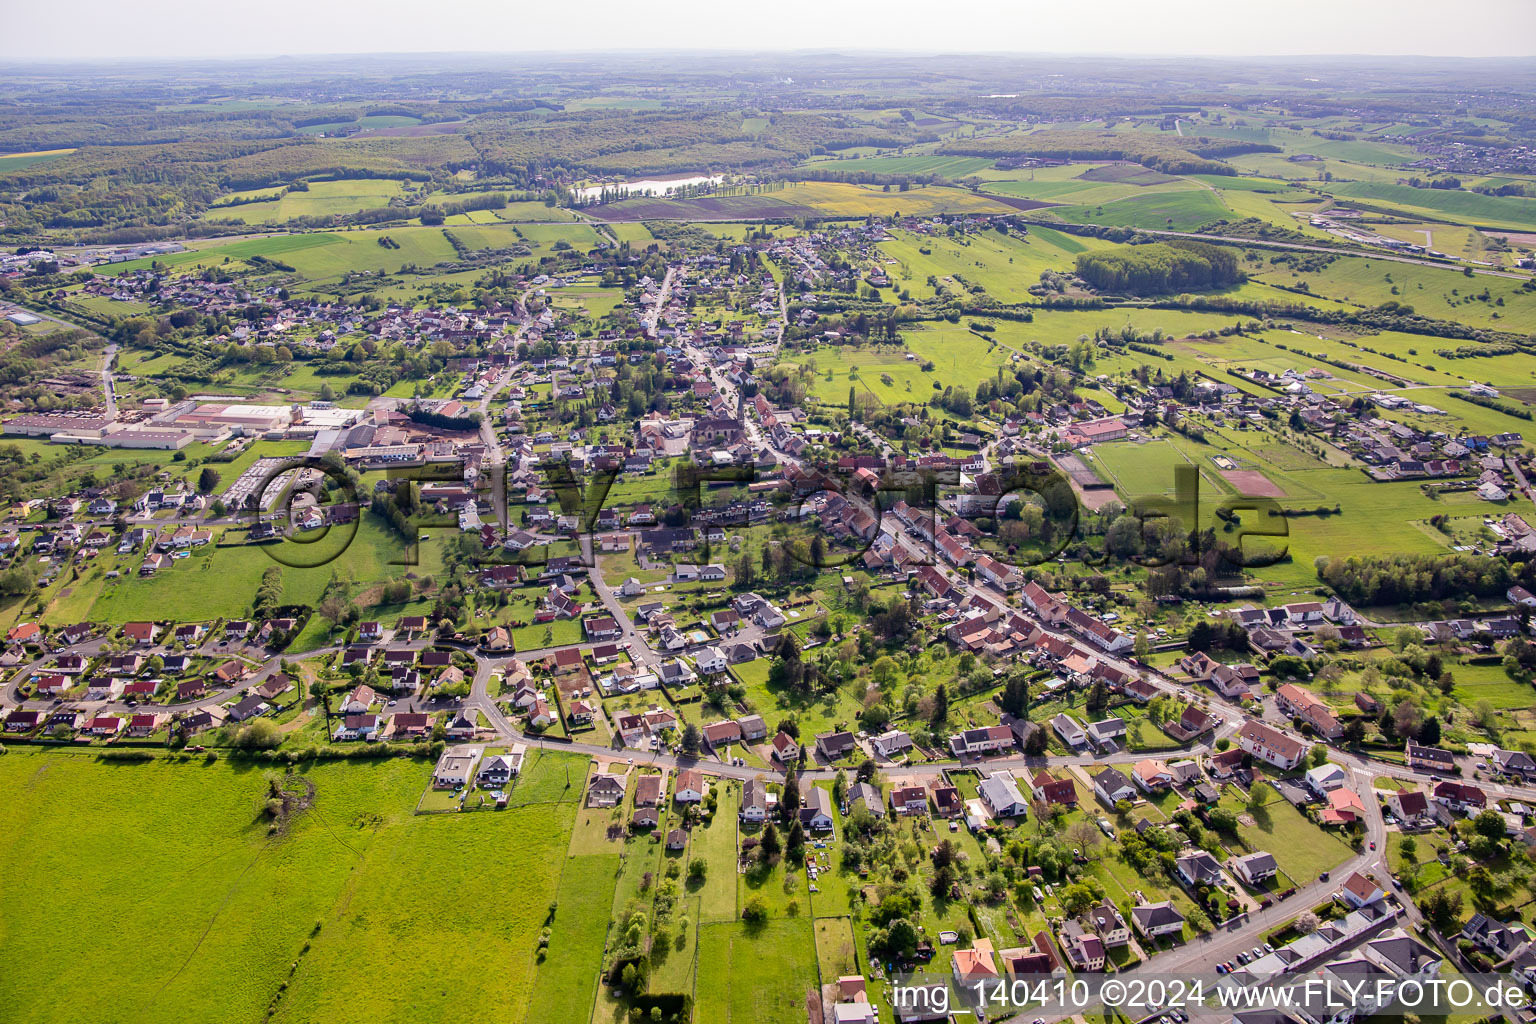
232 718 283 750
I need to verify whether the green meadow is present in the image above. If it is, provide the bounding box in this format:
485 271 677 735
66 518 447 625
1324 182 1536 230
1258 255 1536 334
206 179 408 223
1047 188 1233 232
694 918 819 1024
0 148 75 172
0 749 578 1024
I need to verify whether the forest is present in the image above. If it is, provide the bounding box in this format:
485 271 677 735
1073 240 1245 295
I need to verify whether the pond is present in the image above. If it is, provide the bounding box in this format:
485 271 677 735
570 174 723 203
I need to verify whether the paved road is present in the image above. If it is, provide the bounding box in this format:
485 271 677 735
642 266 675 338
99 343 118 419
578 533 660 671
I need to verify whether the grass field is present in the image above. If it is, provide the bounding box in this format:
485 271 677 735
70 517 444 624
782 328 1014 410
730 657 867 739
94 227 464 292
1235 785 1357 883
272 803 569 1023
1252 255 1536 333
814 917 859 980
0 148 76 172
695 918 819 1024
697 784 741 923
206 179 407 223
592 180 1017 221
1324 182 1536 230
877 225 1119 302
526 853 620 1024
1090 439 1199 500
0 748 579 1024
494 201 581 222
1047 187 1234 232
100 232 347 275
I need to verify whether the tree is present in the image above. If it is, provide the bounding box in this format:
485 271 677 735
781 769 801 821
1473 808 1507 843
759 822 782 859
1419 715 1441 746
1086 679 1108 716
999 674 1030 717
1393 699 1424 741
1207 807 1241 834
1024 726 1048 756
196 467 221 494
680 722 701 756
872 917 919 959
688 858 707 883
787 821 807 861
832 769 849 806
742 894 769 922
930 683 949 726
1065 819 1102 854
232 718 281 749
1419 887 1464 935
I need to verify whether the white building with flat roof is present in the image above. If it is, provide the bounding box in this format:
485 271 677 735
174 403 293 434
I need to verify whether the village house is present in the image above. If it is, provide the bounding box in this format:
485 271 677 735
674 769 706 803
950 724 1015 758
1093 767 1136 807
815 731 857 762
799 786 835 831
1086 900 1131 948
740 779 768 822
1238 721 1306 770
432 749 478 789
1131 901 1186 939
1387 788 1429 822
1031 770 1078 808
890 784 929 816
1406 740 1456 773
1230 851 1279 886
587 773 627 808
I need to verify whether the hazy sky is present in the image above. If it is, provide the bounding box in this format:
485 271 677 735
4 0 1534 61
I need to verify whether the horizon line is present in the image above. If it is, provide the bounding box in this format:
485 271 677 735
3 48 1535 65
